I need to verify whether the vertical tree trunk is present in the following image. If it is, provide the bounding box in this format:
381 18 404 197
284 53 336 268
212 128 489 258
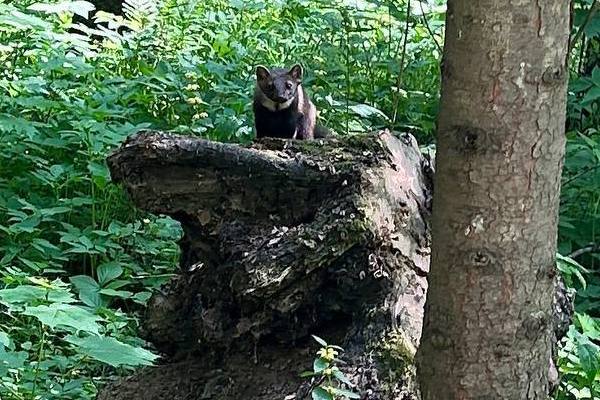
416 1 570 399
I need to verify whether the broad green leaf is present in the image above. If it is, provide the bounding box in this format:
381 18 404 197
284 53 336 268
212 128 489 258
313 357 329 373
70 275 102 307
570 78 593 93
577 313 600 339
582 86 600 105
97 262 123 286
0 348 28 375
0 285 75 306
23 303 101 334
576 337 600 382
65 335 159 367
312 387 333 400
332 368 353 386
87 161 110 188
11 214 41 233
132 291 152 304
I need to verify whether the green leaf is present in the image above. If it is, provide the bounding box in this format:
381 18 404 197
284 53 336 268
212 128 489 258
576 337 600 382
87 161 110 188
79 235 94 249
132 291 152 304
0 332 11 350
592 66 600 86
332 368 353 386
11 214 41 233
0 285 75 307
40 206 71 217
557 253 588 289
348 103 389 120
312 335 328 347
312 387 333 400
70 275 100 292
577 313 600 339
70 275 102 307
28 1 96 19
23 303 101 334
99 288 132 298
97 262 123 286
582 86 600 105
314 357 329 373
329 387 361 399
570 78 593 93
0 348 28 375
65 335 159 367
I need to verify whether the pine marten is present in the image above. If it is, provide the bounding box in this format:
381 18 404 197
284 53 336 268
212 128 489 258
253 64 329 140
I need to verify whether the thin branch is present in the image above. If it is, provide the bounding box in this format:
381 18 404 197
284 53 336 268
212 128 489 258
418 0 443 55
392 0 411 125
569 0 599 54
569 243 600 259
300 376 326 399
562 164 600 187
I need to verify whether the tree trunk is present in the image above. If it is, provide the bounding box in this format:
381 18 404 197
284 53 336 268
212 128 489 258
416 0 570 399
97 130 433 400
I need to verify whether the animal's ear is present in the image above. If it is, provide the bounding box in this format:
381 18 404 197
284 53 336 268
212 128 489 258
256 65 270 81
289 64 303 82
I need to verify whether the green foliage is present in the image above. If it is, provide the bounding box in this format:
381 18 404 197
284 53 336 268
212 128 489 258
0 0 184 397
557 314 600 399
0 0 597 398
301 336 360 400
0 0 444 396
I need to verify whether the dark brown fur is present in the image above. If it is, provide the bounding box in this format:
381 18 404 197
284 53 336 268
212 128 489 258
253 64 328 140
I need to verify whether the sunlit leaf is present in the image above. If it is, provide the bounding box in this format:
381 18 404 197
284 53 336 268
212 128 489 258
23 303 101 334
65 335 159 367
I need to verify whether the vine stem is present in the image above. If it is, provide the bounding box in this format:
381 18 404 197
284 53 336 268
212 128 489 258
31 325 47 397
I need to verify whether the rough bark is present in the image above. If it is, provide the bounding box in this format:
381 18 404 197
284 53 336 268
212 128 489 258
416 1 570 399
98 130 433 400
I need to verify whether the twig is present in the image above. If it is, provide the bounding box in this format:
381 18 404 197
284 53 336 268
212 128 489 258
392 0 411 125
301 376 326 399
418 0 443 55
562 164 600 187
569 243 600 259
569 0 599 54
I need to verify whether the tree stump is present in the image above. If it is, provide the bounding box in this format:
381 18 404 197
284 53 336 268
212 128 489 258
97 130 433 400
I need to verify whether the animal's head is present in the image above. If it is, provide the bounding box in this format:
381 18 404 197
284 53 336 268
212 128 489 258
255 64 303 103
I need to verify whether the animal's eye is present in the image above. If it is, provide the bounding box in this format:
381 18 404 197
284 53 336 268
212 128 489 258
285 81 293 89
267 82 274 89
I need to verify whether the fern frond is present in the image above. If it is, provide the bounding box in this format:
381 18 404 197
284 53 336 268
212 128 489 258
122 0 158 28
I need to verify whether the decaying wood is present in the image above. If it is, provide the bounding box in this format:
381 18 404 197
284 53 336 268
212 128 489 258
99 130 433 400
98 129 571 400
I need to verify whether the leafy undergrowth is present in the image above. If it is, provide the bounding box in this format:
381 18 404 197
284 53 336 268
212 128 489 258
0 0 598 399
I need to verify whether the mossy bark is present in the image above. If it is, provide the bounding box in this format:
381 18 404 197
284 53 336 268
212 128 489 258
98 130 433 400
